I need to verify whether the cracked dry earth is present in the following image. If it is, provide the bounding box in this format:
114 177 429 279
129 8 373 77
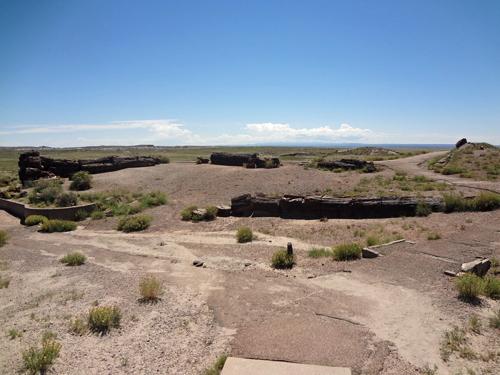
1 154 500 375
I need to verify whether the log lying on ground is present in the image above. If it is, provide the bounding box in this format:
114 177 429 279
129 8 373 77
210 152 280 168
18 150 160 183
231 193 444 219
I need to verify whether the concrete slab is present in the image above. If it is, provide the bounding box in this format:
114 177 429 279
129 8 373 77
220 357 351 375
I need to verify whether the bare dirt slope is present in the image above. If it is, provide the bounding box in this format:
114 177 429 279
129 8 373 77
1 157 500 375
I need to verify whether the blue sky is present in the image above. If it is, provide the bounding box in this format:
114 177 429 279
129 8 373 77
1 0 499 147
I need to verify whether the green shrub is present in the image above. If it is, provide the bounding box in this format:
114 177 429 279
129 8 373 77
181 205 198 221
40 220 77 233
366 236 380 246
442 166 467 175
39 186 62 205
271 249 296 269
0 230 9 247
60 253 87 266
469 315 482 333
307 247 333 258
56 192 78 207
427 233 441 240
42 331 57 343
444 193 500 213
236 227 254 243
87 305 122 332
69 171 93 191
0 276 10 288
159 156 170 164
140 190 168 208
203 354 228 375
473 192 500 211
25 215 48 226
264 159 275 169
443 194 465 213
483 277 500 300
139 275 163 301
332 242 363 261
90 210 104 220
69 317 87 335
22 340 62 374
116 215 152 232
9 329 22 339
74 209 89 221
490 310 500 329
455 273 483 301
416 201 432 217
204 205 218 221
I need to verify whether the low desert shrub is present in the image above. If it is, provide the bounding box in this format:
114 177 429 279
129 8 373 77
0 275 10 289
159 156 170 164
0 230 9 247
22 340 62 374
39 186 62 205
236 227 254 243
87 305 122 332
25 215 48 226
69 171 93 191
416 201 432 217
332 242 363 261
90 210 104 220
56 192 78 207
444 192 500 213
69 317 87 335
41 220 77 233
427 233 441 240
271 249 296 269
469 315 482 333
366 236 380 246
74 209 89 221
204 205 218 221
483 277 500 300
473 192 500 211
454 273 483 301
307 247 333 258
140 190 169 208
116 215 152 232
181 205 198 221
139 275 164 301
9 329 22 339
42 331 57 343
60 253 87 266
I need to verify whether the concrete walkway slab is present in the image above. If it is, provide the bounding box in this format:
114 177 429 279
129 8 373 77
221 357 351 375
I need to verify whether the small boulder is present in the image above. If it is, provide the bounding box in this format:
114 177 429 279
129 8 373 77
193 260 204 267
461 259 491 277
456 138 467 148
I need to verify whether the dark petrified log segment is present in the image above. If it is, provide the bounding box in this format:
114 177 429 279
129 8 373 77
351 196 382 219
231 194 253 216
79 156 159 174
279 195 305 218
455 138 467 148
210 152 254 166
251 193 280 217
302 196 323 219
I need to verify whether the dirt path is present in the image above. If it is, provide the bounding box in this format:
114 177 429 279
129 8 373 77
376 151 500 193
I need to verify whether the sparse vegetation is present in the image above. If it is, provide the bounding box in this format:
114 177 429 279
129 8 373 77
419 364 438 375
469 315 481 333
40 219 77 233
139 275 164 301
202 354 228 375
56 192 78 207
74 209 89 221
489 310 500 329
60 253 87 266
0 275 10 289
203 205 218 220
8 329 22 339
116 215 152 232
25 215 48 226
307 247 333 258
69 171 93 191
236 227 254 243
69 317 87 335
42 331 57 342
271 249 296 269
444 192 500 213
0 230 9 247
441 326 467 361
181 205 198 221
87 305 122 332
332 242 363 261
454 273 483 301
427 233 441 240
416 201 432 217
22 339 62 374
159 156 170 164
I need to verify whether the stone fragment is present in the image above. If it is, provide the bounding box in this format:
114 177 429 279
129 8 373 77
216 204 231 217
287 242 293 255
193 260 203 267
444 271 457 277
362 248 380 258
456 138 467 148
461 259 491 277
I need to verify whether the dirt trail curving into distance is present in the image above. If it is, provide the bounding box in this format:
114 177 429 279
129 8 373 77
375 151 500 194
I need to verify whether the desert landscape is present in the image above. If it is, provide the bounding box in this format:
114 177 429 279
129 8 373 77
1 145 500 375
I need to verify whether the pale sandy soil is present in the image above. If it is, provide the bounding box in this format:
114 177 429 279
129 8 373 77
1 154 500 375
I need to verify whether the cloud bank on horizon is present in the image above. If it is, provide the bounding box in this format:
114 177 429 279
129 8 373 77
0 119 490 147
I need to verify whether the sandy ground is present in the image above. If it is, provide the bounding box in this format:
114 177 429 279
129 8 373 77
1 154 500 375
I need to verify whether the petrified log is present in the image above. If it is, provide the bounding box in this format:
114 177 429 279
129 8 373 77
231 194 253 216
251 193 280 217
321 196 352 219
456 138 467 148
351 196 382 219
211 152 253 166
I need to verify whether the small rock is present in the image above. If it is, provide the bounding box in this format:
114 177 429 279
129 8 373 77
244 263 251 267
461 259 491 277
444 270 457 277
307 275 316 279
362 248 380 259
193 260 204 267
